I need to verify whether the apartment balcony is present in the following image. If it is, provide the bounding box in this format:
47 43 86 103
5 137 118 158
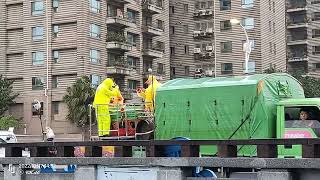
287 35 308 45
194 49 214 61
287 17 309 29
143 47 163 58
142 24 164 36
193 9 213 18
106 33 132 52
106 15 136 28
109 0 135 4
287 54 309 62
193 29 214 39
287 2 307 12
142 0 163 14
106 64 132 76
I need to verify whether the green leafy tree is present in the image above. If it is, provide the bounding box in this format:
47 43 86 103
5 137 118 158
264 65 320 98
291 71 320 98
0 75 18 116
0 75 20 130
63 76 95 137
0 116 20 130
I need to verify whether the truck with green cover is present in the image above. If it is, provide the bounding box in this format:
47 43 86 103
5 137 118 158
154 73 320 157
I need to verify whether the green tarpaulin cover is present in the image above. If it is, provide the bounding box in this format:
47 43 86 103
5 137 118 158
155 73 305 156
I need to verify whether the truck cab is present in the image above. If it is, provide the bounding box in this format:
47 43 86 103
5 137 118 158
277 98 320 158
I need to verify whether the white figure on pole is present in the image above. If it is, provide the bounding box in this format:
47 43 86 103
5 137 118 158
230 19 252 75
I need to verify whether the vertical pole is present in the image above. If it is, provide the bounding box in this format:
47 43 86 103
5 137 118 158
45 0 50 127
213 0 217 77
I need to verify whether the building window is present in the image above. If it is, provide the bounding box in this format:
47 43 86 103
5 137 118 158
185 66 190 76
273 22 276 34
312 29 320 38
90 24 101 38
157 20 164 30
32 26 43 41
312 0 320 4
242 40 255 50
221 63 233 74
90 49 100 63
268 21 272 32
32 102 44 115
170 26 175 34
195 2 200 10
208 1 213 8
157 63 164 74
183 25 188 34
200 2 206 9
128 80 137 90
169 6 174 13
170 47 175 56
127 56 137 68
220 20 231 31
184 4 188 13
32 77 45 90
272 1 275 13
53 25 59 37
32 51 44 65
90 0 101 13
184 45 189 54
241 18 254 29
220 0 231 10
127 9 137 24
170 67 176 79
243 61 255 73
241 0 253 8
52 0 59 12
31 1 44 15
52 101 59 115
221 41 232 53
312 12 320 21
52 76 58 88
53 50 59 63
127 33 137 46
313 46 320 55
90 75 101 88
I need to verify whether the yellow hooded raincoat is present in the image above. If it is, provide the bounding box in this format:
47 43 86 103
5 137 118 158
93 78 117 136
137 75 161 112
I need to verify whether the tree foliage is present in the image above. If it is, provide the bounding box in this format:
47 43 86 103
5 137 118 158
0 116 21 130
63 76 95 128
291 71 320 98
264 66 320 98
0 75 18 116
0 75 20 130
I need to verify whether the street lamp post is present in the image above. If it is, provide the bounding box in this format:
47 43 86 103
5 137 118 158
230 19 252 75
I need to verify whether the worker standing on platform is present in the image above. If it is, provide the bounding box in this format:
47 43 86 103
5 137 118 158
137 75 161 113
93 78 117 137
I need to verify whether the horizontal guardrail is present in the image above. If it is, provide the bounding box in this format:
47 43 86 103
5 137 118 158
1 139 320 158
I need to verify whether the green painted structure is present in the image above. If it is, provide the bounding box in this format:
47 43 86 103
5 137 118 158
155 73 320 156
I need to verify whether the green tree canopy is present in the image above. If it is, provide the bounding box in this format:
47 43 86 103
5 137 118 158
0 75 20 130
63 76 95 128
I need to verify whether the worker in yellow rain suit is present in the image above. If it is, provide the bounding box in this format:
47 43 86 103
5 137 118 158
93 78 117 137
137 75 161 112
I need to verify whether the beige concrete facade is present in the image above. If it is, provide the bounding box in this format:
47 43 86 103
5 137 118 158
0 0 170 136
286 0 320 77
169 0 286 78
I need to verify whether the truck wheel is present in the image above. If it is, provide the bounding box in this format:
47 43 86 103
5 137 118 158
136 119 154 140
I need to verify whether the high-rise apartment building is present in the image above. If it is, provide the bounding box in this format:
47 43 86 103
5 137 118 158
169 0 286 78
0 0 169 135
286 0 320 76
